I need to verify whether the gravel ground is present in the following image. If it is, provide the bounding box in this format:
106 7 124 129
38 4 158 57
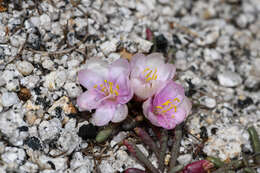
0 0 260 172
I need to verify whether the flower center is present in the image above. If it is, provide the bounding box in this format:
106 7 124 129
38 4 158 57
154 98 180 118
94 80 119 97
142 67 158 82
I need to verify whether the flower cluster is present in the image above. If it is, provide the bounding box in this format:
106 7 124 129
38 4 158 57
77 53 191 129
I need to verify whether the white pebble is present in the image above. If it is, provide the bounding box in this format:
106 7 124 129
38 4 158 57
100 39 118 54
217 71 242 87
16 61 34 76
1 92 19 107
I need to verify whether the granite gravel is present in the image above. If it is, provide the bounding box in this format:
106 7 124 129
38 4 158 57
0 0 260 172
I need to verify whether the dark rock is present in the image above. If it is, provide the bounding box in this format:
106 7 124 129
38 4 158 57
18 126 28 132
200 126 208 140
24 136 42 150
211 128 218 135
155 34 168 53
47 161 56 170
237 97 253 109
172 34 182 44
78 124 98 140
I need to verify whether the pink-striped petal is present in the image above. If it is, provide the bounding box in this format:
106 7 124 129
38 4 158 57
76 90 104 111
91 105 115 126
111 104 128 123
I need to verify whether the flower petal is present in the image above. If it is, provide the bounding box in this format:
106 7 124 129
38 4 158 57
110 58 130 77
91 105 115 126
78 69 106 90
130 53 147 78
143 98 161 127
153 81 185 107
157 114 177 129
145 53 165 68
76 90 104 111
174 97 192 124
157 63 176 81
130 78 157 100
111 104 128 123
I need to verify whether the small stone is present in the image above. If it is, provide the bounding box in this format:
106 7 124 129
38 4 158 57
38 118 61 141
48 96 77 115
18 87 31 101
199 96 216 108
177 154 192 165
20 75 40 89
42 59 54 70
58 130 81 154
237 97 253 109
78 124 98 140
204 49 221 61
44 71 67 90
64 82 82 98
38 155 68 171
16 61 34 76
236 14 248 28
1 92 19 107
100 39 118 54
155 34 168 53
18 126 29 132
132 35 153 53
217 71 242 87
24 136 42 150
40 14 51 31
2 147 26 169
19 161 39 173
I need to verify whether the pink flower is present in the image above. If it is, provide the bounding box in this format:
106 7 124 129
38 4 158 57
181 160 214 173
77 58 133 126
143 81 192 129
130 53 176 100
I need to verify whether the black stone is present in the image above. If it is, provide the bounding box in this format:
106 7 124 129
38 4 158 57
24 136 42 150
211 128 218 135
78 124 98 140
185 79 196 97
200 126 208 140
54 106 62 119
172 34 182 45
33 87 41 95
86 34 100 42
27 27 42 50
155 34 168 53
47 161 56 170
18 126 28 132
35 96 50 109
237 97 253 109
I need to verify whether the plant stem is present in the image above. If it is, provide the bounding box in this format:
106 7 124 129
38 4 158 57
123 140 159 173
158 129 168 172
169 124 183 171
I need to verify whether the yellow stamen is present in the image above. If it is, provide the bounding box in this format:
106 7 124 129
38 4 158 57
143 67 150 74
109 82 113 93
145 70 152 78
155 106 163 109
152 68 157 80
114 90 119 96
162 100 172 106
116 84 119 90
173 98 180 102
146 77 153 82
94 84 98 88
154 98 179 118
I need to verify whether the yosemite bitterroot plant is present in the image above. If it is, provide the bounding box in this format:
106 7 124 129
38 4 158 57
130 53 176 100
143 81 192 129
77 58 133 126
